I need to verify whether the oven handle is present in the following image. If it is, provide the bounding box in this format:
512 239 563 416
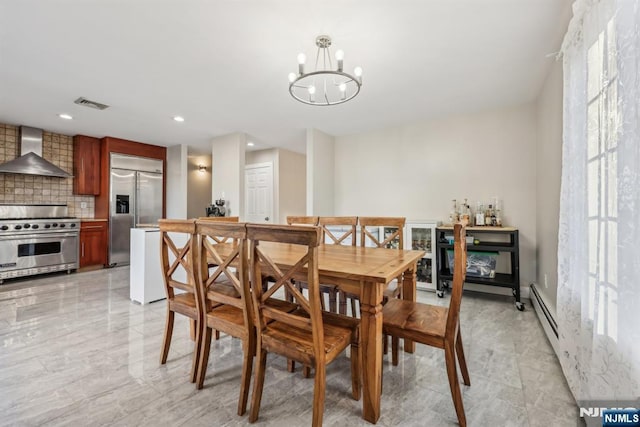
0 232 79 240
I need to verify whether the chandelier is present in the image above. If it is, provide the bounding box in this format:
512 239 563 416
288 35 362 106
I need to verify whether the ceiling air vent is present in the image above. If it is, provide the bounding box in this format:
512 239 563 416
74 97 110 110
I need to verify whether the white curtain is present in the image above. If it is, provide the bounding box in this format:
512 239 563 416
558 0 640 402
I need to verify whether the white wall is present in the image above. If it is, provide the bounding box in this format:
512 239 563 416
535 59 563 315
334 105 538 289
306 128 334 216
187 150 212 219
165 144 187 219
279 149 306 223
211 133 246 218
246 149 277 165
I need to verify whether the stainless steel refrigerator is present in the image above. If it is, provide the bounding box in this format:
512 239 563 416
109 153 163 265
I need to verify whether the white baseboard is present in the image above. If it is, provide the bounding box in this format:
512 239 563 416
529 283 559 356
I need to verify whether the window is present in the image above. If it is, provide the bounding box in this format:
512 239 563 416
586 17 619 340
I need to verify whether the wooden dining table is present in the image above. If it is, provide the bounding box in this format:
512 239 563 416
249 241 426 424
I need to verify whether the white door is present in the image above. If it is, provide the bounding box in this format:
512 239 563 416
245 163 274 223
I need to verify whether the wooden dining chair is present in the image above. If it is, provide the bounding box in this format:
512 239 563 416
193 220 255 415
359 216 405 296
359 216 405 250
286 215 337 312
383 222 471 426
356 216 406 307
318 216 357 246
359 217 406 351
198 216 242 340
247 224 361 427
318 216 358 316
198 216 240 222
158 219 199 382
286 215 319 226
285 215 333 376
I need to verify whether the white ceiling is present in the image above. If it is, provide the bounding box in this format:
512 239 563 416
0 0 571 154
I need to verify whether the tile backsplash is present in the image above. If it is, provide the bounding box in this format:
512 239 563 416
0 124 95 218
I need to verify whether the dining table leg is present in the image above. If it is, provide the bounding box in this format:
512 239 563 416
360 281 383 424
401 263 418 353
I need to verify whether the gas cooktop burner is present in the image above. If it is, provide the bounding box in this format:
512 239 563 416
1 216 77 221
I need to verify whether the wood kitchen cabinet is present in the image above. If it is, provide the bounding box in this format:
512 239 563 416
73 135 101 195
80 220 108 268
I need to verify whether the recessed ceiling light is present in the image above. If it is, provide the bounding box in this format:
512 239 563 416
247 142 255 147
58 113 73 120
173 116 185 122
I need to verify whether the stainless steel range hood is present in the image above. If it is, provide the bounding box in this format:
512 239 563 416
0 126 72 178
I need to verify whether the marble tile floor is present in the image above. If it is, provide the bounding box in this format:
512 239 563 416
0 267 578 426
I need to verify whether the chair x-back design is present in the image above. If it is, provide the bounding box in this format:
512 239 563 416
159 219 199 382
193 220 254 416
247 224 360 427
383 222 471 426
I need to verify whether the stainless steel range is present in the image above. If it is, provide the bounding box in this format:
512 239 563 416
0 204 79 284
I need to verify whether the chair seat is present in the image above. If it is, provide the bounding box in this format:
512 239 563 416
265 297 299 313
169 292 198 318
382 299 448 347
262 320 353 366
207 280 240 301
206 304 247 338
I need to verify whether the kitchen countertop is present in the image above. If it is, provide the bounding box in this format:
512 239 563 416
80 218 108 222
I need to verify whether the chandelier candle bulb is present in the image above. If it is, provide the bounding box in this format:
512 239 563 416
297 53 306 74
335 49 344 71
354 66 363 84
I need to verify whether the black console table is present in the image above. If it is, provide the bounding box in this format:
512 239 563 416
436 226 523 310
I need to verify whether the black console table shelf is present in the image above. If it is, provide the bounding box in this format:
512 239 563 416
436 226 523 310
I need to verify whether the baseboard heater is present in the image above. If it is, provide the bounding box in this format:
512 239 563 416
530 283 558 339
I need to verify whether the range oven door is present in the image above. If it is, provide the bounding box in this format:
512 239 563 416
0 232 79 279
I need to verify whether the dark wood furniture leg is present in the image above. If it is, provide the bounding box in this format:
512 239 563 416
401 264 417 353
360 281 383 423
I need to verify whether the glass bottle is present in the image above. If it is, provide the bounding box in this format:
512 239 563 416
449 199 458 224
475 202 485 226
493 197 503 226
461 198 470 224
485 204 492 226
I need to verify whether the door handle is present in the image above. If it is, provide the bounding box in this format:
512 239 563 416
81 242 85 258
264 217 269 221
